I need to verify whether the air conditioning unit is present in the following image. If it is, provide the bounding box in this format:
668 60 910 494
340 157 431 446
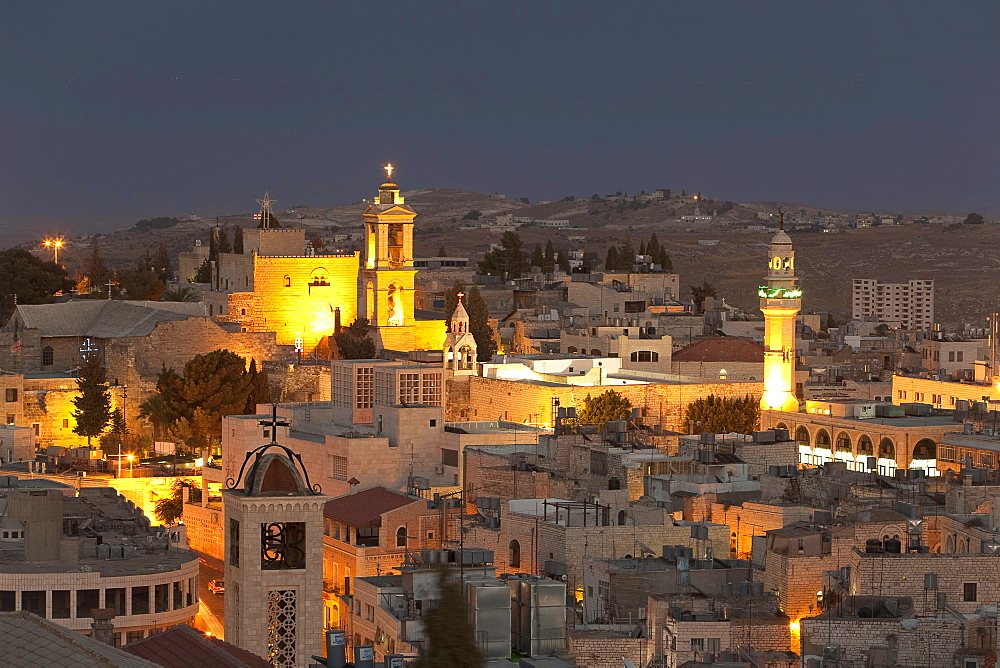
434 464 444 475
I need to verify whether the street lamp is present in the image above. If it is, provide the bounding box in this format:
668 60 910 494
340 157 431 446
126 454 134 473
42 237 64 265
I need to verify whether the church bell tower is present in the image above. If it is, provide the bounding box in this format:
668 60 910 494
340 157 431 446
223 410 329 667
360 164 418 351
759 211 801 412
443 291 478 374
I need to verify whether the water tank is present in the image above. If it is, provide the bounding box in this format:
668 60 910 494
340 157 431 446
865 539 884 553
884 538 902 553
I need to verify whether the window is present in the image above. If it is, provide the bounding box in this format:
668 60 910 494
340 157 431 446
283 276 291 287
41 346 53 366
4 389 16 402
396 527 407 548
429 419 437 427
964 582 978 602
78 589 100 618
441 449 459 467
509 540 521 568
154 584 169 613
958 351 964 362
126 631 145 644
62 419 69 428
106 588 126 616
629 351 658 363
52 590 70 618
21 591 45 617
131 586 150 615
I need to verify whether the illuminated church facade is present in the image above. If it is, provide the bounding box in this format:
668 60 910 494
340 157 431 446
212 167 446 354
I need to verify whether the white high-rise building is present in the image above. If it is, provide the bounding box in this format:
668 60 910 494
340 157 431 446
851 278 935 330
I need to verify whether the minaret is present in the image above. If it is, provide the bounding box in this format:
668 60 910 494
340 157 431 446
223 409 329 667
759 210 801 412
443 291 478 374
360 164 418 351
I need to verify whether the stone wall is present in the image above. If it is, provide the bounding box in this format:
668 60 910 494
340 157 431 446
565 630 652 668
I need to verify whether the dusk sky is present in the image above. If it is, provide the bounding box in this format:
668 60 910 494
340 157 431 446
2 2 998 239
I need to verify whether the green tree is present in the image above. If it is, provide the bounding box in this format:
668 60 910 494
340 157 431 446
233 226 244 254
152 241 172 282
462 209 482 220
216 226 232 254
543 239 556 273
117 262 165 300
310 235 326 252
964 212 985 225
690 280 717 312
684 394 761 434
557 249 571 273
179 350 253 451
153 478 199 525
244 359 273 413
72 357 113 444
530 243 545 270
334 318 377 360
604 245 620 271
138 366 186 440
84 242 110 294
414 568 484 668
618 232 635 269
478 231 529 278
193 258 212 283
648 232 661 265
577 390 633 426
161 286 198 302
0 249 75 322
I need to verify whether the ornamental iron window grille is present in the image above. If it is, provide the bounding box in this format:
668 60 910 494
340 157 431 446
267 589 297 667
261 522 306 570
229 519 240 567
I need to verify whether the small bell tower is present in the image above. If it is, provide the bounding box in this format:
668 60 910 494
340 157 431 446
223 407 329 667
443 291 478 374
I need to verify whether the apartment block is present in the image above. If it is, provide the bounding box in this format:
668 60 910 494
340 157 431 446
851 278 934 329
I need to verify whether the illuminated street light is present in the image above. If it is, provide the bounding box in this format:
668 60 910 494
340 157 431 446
42 237 65 264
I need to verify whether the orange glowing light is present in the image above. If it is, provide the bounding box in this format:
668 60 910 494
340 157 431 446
384 163 394 180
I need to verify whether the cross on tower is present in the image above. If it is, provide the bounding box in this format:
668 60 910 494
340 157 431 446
258 404 290 445
384 163 394 181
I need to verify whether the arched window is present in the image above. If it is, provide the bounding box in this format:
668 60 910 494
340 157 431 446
618 510 627 526
913 439 936 460
795 427 810 447
591 349 602 356
719 369 728 380
879 438 895 459
567 346 578 354
509 540 521 568
41 346 53 366
858 435 874 456
283 276 291 288
774 422 788 431
309 268 330 287
396 527 407 548
608 477 621 490
815 429 831 449
836 432 852 453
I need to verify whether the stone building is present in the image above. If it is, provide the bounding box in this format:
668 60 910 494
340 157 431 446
670 337 765 381
0 482 199 646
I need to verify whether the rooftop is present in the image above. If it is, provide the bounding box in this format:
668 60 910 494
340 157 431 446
672 337 765 362
11 300 206 339
123 623 270 667
324 487 423 527
0 610 157 667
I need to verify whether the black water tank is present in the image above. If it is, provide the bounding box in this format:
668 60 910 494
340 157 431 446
865 539 884 553
884 538 902 553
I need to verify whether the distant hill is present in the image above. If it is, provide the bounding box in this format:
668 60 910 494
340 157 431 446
23 188 998 326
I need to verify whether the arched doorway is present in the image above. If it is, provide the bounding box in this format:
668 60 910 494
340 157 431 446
815 429 831 450
913 439 936 460
509 540 521 568
795 427 810 447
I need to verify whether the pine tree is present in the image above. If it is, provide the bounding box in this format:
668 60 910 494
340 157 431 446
193 258 212 283
638 241 646 257
618 232 635 269
152 241 172 282
208 229 219 264
334 319 377 360
216 226 232 254
233 226 244 254
85 242 110 295
530 243 545 270
72 357 112 444
181 350 253 451
557 249 571 273
466 286 497 362
648 232 661 265
604 245 620 271
543 239 556 273
477 231 528 278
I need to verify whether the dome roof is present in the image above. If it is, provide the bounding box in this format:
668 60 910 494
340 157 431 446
770 229 792 246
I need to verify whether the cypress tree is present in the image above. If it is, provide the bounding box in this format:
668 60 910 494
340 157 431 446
604 245 620 271
557 249 571 273
465 286 497 361
543 239 556 273
152 241 172 282
85 242 110 294
648 233 661 265
530 243 544 270
661 246 672 270
618 232 635 269
72 357 113 444
233 226 244 254
216 226 232 254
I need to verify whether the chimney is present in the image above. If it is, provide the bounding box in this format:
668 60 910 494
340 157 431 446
90 608 116 645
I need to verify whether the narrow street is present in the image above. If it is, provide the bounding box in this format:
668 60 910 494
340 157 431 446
190 552 226 639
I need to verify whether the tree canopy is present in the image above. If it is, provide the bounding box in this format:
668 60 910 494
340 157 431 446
577 390 633 426
72 357 113 444
478 231 529 278
690 280 717 312
964 212 985 225
334 318 377 360
684 394 760 434
0 249 74 322
414 568 484 668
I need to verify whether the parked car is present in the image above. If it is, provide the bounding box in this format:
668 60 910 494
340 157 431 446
208 579 225 594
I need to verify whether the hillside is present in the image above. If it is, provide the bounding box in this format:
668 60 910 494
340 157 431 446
34 189 998 327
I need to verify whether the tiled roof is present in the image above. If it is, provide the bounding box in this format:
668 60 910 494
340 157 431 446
324 486 422 527
672 337 765 363
15 300 206 339
123 624 270 667
0 610 158 667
